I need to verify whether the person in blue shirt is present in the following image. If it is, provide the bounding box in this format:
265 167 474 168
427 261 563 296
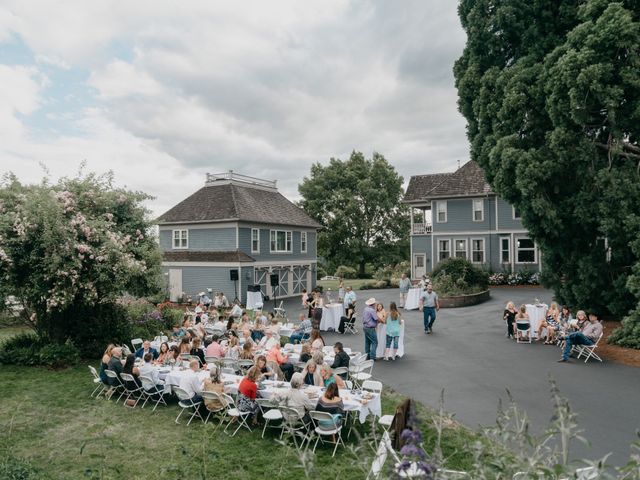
134 340 159 360
384 302 404 361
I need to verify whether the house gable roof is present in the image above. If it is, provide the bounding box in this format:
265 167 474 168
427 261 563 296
157 182 321 229
404 160 493 202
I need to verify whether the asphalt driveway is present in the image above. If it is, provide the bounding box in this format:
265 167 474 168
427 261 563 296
278 286 640 466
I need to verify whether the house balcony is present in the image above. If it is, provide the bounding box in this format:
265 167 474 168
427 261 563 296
412 223 432 235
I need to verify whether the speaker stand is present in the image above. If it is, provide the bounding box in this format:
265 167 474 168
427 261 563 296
233 280 239 305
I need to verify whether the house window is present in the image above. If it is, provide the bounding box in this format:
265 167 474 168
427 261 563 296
454 239 467 259
436 201 447 223
472 199 484 222
500 237 510 263
270 230 292 253
172 229 188 249
516 238 536 263
301 231 307 253
251 228 260 253
513 206 521 220
471 239 485 263
438 239 450 261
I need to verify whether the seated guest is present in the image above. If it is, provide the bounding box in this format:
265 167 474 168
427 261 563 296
190 337 206 366
290 313 313 344
311 350 325 366
122 353 142 388
178 337 192 357
226 317 238 332
106 347 124 385
309 329 325 352
202 364 227 411
266 343 294 381
514 304 530 341
301 360 323 386
155 342 170 365
220 292 230 308
228 300 243 319
338 303 356 334
168 345 180 364
135 340 159 360
139 352 164 394
251 309 268 342
559 311 603 363
178 359 205 404
537 302 561 344
503 302 517 339
271 372 315 419
559 305 573 329
225 336 241 360
320 363 345 389
237 366 261 420
330 342 350 377
100 344 115 384
255 355 276 380
570 310 588 331
240 341 255 360
299 343 313 364
258 328 279 351
315 383 345 430
212 317 227 331
205 335 225 359
268 314 281 335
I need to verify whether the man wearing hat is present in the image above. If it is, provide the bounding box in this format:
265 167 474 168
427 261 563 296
363 298 379 360
199 291 211 308
558 310 603 362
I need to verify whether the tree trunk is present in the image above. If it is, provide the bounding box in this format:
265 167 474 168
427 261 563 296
359 260 366 277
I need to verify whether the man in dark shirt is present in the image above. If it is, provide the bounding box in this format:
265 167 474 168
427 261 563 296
107 347 124 385
330 342 350 379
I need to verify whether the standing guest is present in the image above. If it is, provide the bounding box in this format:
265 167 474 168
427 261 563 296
290 313 313 344
155 342 170 365
237 367 261 420
320 364 345 389
315 383 345 431
179 359 205 404
503 302 517 339
100 344 115 384
419 284 440 334
140 353 164 394
190 337 206 366
135 340 159 360
363 298 379 360
202 364 227 411
559 312 603 363
122 353 141 388
343 286 357 316
338 279 345 303
384 302 403 361
514 304 530 341
376 302 388 324
308 329 325 352
398 273 411 309
301 360 323 386
301 288 309 308
267 343 294 381
330 342 350 377
299 343 313 364
106 347 124 385
206 335 225 359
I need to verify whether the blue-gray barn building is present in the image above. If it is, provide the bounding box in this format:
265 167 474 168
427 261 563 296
157 172 321 304
403 161 541 278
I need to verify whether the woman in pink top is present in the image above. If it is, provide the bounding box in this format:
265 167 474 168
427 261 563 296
266 344 294 382
205 336 225 358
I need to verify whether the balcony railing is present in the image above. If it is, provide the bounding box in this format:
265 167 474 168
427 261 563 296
412 223 432 234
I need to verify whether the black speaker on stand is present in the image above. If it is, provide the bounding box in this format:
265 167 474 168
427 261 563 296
270 273 279 312
230 269 239 304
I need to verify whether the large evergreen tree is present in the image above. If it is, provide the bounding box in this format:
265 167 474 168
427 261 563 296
454 1 640 345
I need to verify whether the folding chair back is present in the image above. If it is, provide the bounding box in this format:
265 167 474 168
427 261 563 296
577 332 604 363
362 379 382 394
88 365 106 397
131 338 143 352
344 316 358 334
515 322 531 343
333 367 348 378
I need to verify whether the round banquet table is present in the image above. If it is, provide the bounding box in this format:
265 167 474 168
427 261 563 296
375 323 405 358
319 303 343 331
404 287 421 310
525 304 548 338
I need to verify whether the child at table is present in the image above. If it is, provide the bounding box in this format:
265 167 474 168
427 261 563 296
384 302 403 361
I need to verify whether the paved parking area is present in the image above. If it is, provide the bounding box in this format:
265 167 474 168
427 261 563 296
276 286 640 466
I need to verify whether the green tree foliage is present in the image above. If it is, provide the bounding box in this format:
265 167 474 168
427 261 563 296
0 172 162 346
298 151 409 276
454 1 640 345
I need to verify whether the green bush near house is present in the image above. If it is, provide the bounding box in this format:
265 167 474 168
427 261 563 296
431 257 489 296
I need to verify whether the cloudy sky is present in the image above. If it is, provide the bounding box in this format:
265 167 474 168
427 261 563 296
0 0 468 216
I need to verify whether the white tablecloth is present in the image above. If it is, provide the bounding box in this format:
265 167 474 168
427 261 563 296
319 303 343 331
376 323 405 358
246 291 263 310
404 288 421 310
525 304 548 338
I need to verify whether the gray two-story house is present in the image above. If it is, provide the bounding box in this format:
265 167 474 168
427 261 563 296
157 172 321 304
403 160 540 278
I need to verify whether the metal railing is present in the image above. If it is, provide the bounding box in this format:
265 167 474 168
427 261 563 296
412 223 432 234
206 171 277 189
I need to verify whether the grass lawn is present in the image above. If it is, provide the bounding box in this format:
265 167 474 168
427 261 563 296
0 360 479 479
316 278 372 291
0 325 30 342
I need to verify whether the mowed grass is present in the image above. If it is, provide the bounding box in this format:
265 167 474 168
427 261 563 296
0 361 479 480
0 325 30 342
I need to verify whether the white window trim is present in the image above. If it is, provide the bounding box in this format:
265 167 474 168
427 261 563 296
512 205 521 220
300 231 307 253
454 239 467 259
251 228 260 254
515 236 537 264
472 199 484 222
270 229 293 253
437 238 451 261
470 237 485 264
172 229 188 249
500 237 511 264
436 201 447 223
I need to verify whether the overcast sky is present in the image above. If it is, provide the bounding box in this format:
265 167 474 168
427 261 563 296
0 0 468 216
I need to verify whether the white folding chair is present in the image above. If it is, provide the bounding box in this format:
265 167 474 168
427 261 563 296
515 322 531 343
104 369 126 402
274 301 286 318
351 360 374 389
362 380 382 395
139 375 167 411
205 356 221 364
221 358 239 373
280 406 310 449
344 316 358 335
333 367 349 380
120 373 146 408
173 386 205 425
576 332 604 363
256 398 284 438
350 353 368 365
222 393 252 436
238 359 255 373
130 338 143 352
200 391 227 431
308 411 346 458
88 366 106 398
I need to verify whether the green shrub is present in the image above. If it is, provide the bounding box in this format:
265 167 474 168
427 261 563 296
609 309 640 349
0 332 79 368
38 342 80 368
432 257 489 291
335 265 357 279
70 303 132 358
